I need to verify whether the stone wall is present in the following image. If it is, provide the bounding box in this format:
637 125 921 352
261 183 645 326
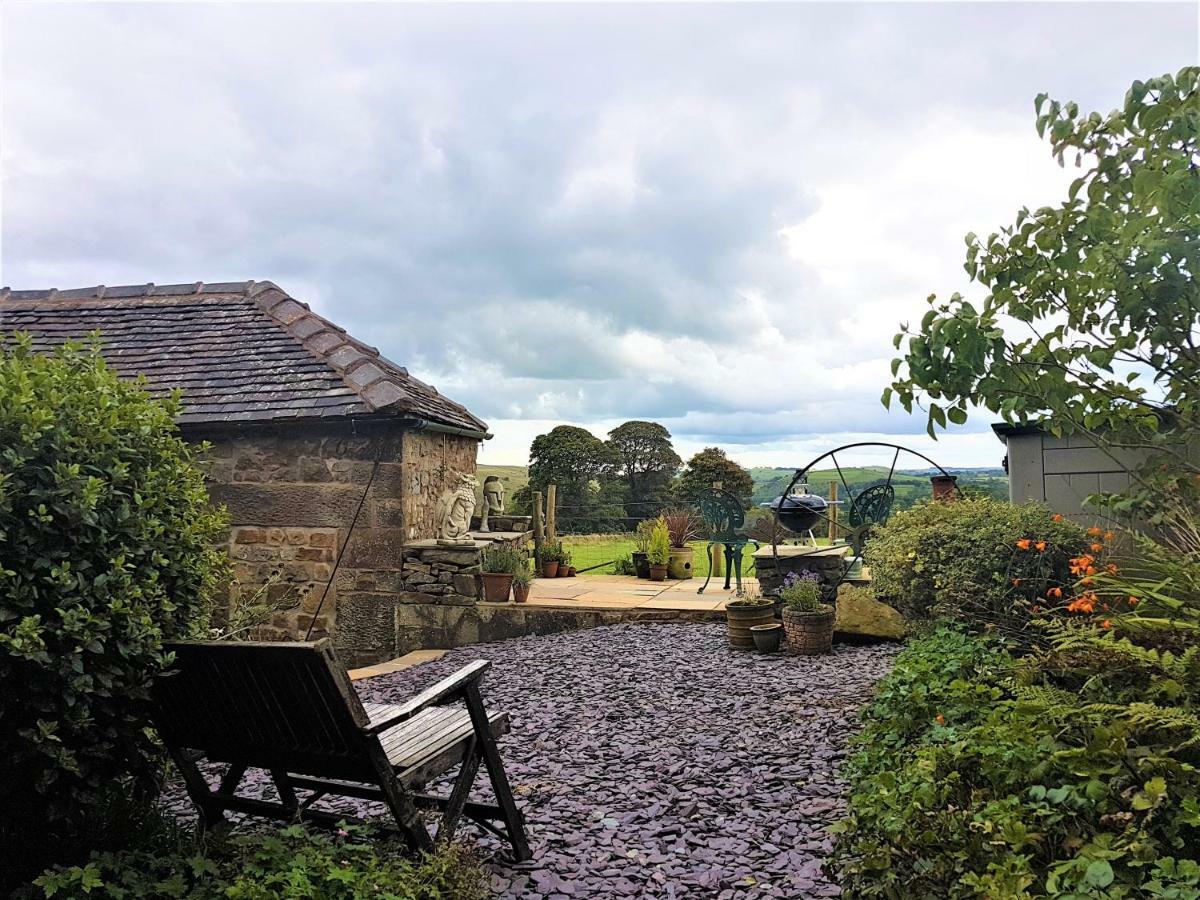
192 421 480 643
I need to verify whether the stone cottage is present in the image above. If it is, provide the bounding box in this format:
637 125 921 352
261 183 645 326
0 280 489 655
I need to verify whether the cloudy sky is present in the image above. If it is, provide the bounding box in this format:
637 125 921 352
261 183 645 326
2 2 1195 469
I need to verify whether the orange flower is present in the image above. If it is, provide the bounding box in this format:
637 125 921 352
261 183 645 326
1031 604 1041 614
1052 514 1064 522
1090 542 1104 553
1046 587 1063 599
1088 526 1103 537
1106 563 1118 574
1128 596 1139 606
935 714 945 725
1016 538 1032 550
1011 577 1022 586
1101 619 1112 629
1103 531 1115 542
1035 540 1048 552
1067 593 1097 614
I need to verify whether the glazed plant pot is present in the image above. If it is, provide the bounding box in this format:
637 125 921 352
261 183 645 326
541 561 559 578
725 600 777 650
782 606 836 655
649 563 668 582
513 583 530 604
750 623 784 654
667 546 694 580
480 572 514 603
632 552 651 579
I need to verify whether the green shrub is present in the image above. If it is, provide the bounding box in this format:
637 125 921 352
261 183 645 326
0 337 227 881
866 497 1087 630
35 824 488 899
647 517 670 566
833 626 1200 898
481 543 524 575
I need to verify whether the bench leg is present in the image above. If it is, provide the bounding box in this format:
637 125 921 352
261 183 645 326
465 684 532 861
698 543 714 594
723 546 735 591
439 736 482 843
166 745 227 831
367 745 435 854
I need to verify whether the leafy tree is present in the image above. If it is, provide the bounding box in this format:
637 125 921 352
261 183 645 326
0 336 228 883
886 67 1200 509
605 421 681 518
526 425 623 532
677 447 754 508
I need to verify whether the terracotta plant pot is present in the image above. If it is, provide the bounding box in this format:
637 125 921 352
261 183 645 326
667 546 694 580
725 600 777 650
567 567 577 577
541 561 559 578
649 563 668 582
480 572 514 603
513 583 530 604
557 564 571 577
750 623 784 654
782 606 836 655
632 551 651 579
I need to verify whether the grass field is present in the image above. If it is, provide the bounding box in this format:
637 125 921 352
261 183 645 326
559 536 744 579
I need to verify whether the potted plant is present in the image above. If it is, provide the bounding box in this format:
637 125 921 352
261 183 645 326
725 590 776 649
750 622 784 653
512 567 532 603
539 541 562 578
779 570 835 655
559 549 573 577
661 508 700 579
647 517 671 581
480 544 523 603
632 520 653 579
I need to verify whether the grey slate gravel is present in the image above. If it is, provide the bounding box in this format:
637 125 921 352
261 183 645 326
163 623 897 898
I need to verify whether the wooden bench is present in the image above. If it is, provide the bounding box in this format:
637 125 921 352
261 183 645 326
151 639 531 860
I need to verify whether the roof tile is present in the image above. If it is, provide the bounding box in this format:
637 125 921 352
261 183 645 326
0 279 487 433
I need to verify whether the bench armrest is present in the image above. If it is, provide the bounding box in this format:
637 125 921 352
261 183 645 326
364 659 490 734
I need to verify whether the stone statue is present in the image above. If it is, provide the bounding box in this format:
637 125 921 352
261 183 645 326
436 472 478 545
479 475 505 532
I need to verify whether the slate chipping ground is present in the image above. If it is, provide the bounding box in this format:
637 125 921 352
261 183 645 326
164 623 897 898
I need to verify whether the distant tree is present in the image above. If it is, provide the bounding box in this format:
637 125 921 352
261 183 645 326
527 425 623 532
605 421 682 519
677 447 754 508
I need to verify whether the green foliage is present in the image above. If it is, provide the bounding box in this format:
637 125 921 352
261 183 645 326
605 421 682 518
887 67 1200 505
833 626 1200 898
0 336 228 868
677 447 754 508
647 517 671 565
611 554 637 576
867 497 1087 629
525 425 626 532
35 824 487 900
780 577 824 612
481 543 524 575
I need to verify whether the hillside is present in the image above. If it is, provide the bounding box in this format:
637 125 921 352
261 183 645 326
476 462 1007 510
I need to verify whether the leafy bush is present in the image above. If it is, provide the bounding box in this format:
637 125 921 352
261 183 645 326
481 543 524 575
866 497 1087 629
833 626 1200 898
647 517 671 566
36 823 488 899
0 337 227 881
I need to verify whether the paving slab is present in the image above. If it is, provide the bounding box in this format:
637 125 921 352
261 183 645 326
347 648 448 681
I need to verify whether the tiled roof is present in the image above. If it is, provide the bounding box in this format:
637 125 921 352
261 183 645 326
0 280 487 433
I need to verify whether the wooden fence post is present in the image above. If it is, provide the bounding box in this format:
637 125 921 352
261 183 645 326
532 491 544 561
546 484 557 543
828 481 838 544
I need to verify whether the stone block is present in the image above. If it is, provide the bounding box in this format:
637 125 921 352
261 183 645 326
835 584 907 641
452 573 479 598
234 527 265 544
296 546 333 562
341 527 406 569
308 531 338 549
333 592 398 660
210 482 365 527
422 549 484 566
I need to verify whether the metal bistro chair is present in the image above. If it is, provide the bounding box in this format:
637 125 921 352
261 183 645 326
697 488 759 596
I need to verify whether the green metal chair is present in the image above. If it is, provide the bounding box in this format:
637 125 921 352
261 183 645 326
845 483 895 556
696 489 759 595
